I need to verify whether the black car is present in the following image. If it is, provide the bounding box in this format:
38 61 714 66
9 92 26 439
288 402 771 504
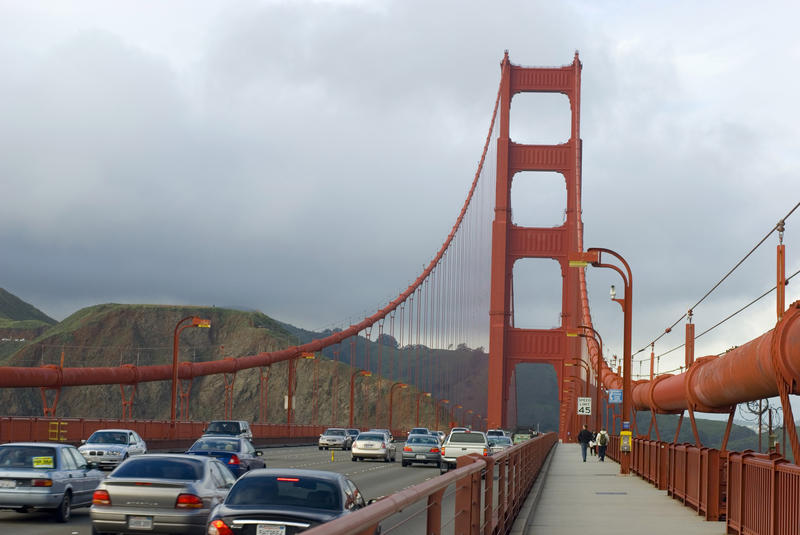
185 437 265 478
206 468 377 534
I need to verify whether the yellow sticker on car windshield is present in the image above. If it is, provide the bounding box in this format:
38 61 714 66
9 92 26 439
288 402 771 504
32 457 54 469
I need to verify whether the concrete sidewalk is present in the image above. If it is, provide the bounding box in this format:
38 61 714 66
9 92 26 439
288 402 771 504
511 442 727 534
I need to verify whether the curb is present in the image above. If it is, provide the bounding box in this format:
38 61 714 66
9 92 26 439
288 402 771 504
509 441 559 535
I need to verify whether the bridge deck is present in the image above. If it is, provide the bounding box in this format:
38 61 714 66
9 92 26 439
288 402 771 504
514 443 726 534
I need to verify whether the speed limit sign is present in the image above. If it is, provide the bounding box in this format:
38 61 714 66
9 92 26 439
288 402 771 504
577 397 592 415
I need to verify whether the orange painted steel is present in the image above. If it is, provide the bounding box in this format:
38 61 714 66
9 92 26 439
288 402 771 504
727 450 800 535
488 52 584 435
299 432 557 535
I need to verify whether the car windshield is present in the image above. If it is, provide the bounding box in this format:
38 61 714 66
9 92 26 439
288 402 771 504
356 434 384 441
449 432 486 444
407 437 438 445
495 437 512 445
0 446 57 469
409 428 428 434
189 438 239 452
206 422 241 434
227 476 341 511
112 457 202 481
88 431 129 444
324 429 345 436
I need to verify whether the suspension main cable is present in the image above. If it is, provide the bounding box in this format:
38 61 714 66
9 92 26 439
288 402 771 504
635 201 800 357
645 266 800 363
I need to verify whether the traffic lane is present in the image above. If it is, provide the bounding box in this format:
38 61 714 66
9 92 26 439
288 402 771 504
0 508 93 535
262 443 451 532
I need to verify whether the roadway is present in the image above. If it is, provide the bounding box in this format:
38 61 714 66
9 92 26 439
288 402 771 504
0 442 448 535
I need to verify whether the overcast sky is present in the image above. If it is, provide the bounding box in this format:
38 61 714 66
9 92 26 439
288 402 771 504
2 0 799 383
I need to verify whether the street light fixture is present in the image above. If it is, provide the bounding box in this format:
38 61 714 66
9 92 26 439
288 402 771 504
171 316 211 429
435 399 449 432
415 392 431 427
450 404 463 427
572 247 633 474
577 325 604 435
349 370 372 428
388 382 408 432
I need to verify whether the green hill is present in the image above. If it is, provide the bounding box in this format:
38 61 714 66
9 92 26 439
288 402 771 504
0 288 56 328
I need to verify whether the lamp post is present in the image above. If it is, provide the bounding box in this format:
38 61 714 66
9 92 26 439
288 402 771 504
415 392 431 427
171 316 211 429
349 370 372 428
564 360 590 427
388 382 408 432
577 325 604 434
583 247 633 474
450 404 463 427
435 399 449 432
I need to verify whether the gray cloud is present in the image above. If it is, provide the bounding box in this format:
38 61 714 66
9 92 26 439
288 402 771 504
1 0 798 382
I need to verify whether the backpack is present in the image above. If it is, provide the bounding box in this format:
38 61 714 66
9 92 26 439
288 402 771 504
597 432 608 446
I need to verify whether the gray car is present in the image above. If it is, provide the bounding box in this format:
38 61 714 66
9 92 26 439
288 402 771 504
90 453 235 534
0 442 104 522
401 434 442 467
318 428 352 450
79 428 147 469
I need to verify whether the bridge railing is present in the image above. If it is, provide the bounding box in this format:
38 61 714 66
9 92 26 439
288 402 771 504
302 432 557 535
0 416 326 449
727 450 800 535
627 436 800 534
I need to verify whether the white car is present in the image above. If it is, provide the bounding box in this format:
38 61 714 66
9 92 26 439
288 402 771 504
79 429 147 469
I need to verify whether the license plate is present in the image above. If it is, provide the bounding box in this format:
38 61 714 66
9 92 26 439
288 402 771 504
0 480 15 488
415 454 426 459
257 525 286 535
128 516 153 530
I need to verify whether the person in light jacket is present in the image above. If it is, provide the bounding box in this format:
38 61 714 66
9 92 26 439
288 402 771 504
595 428 610 461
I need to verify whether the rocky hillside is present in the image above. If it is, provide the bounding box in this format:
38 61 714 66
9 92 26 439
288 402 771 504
0 297 494 431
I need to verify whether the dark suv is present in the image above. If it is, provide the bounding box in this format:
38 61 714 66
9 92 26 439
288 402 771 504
202 420 253 440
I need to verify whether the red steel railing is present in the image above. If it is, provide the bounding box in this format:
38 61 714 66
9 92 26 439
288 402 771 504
727 450 800 535
625 436 800 534
302 432 557 535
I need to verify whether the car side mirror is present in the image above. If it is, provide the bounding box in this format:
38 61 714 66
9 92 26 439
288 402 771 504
256 451 263 456
80 439 86 444
488 442 495 447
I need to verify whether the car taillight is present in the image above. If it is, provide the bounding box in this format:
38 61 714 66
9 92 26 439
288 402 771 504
430 448 440 453
208 519 234 535
403 446 412 452
31 479 52 487
176 493 203 509
441 448 446 456
483 448 488 456
227 454 240 465
92 490 111 506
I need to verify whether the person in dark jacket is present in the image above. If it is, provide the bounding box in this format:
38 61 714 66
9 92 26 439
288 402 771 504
577 424 593 462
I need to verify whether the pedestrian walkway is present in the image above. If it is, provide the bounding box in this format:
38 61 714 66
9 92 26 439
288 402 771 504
511 442 727 534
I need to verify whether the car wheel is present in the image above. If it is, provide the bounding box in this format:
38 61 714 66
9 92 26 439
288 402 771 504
53 491 71 522
351 456 357 462
439 461 448 474
401 460 409 467
319 446 323 450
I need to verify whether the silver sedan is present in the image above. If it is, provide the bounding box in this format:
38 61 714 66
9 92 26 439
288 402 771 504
351 432 395 462
0 442 104 522
90 453 235 535
78 429 147 470
401 435 442 467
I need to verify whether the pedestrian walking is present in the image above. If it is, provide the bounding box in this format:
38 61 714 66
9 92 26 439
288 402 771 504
596 427 610 461
589 431 597 456
577 424 593 462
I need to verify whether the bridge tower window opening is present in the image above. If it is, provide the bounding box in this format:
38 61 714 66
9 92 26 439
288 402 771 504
510 92 572 145
512 259 564 329
511 171 567 228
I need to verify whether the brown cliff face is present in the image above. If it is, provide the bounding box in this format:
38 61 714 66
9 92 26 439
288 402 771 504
0 304 476 432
